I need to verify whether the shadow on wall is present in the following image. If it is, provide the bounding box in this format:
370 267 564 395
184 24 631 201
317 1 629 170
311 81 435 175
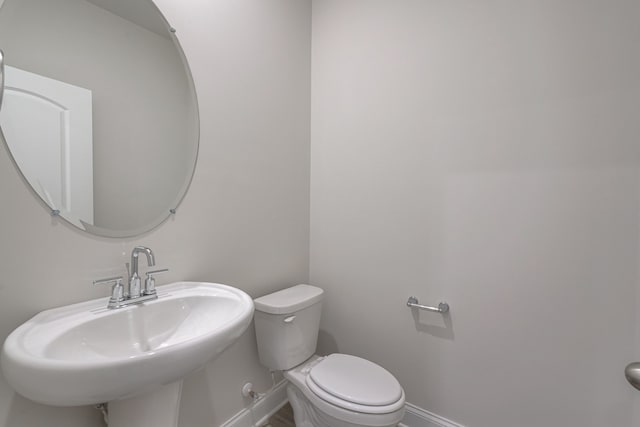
317 329 339 355
410 309 455 341
318 312 454 354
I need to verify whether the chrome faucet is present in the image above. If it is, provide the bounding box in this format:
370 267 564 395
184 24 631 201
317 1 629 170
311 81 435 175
94 246 168 309
129 246 156 298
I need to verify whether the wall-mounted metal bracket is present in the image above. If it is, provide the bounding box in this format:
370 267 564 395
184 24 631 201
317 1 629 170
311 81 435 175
407 296 450 313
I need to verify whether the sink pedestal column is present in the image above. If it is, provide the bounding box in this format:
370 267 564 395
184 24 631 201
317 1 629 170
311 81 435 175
108 380 183 427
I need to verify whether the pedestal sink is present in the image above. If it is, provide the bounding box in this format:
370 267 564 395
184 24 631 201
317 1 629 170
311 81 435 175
1 282 254 427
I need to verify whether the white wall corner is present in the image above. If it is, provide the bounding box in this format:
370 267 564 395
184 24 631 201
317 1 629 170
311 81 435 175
220 380 289 427
400 402 466 427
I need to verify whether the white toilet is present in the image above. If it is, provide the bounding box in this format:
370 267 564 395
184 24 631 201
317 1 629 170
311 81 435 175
254 284 405 427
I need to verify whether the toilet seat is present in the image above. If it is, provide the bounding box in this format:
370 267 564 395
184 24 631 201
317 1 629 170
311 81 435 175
284 355 406 427
305 354 405 414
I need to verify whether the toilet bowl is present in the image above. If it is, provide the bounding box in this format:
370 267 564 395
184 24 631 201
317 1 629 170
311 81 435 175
284 355 405 427
254 285 405 427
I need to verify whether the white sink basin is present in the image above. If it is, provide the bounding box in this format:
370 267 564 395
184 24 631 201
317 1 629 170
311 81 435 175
1 282 254 406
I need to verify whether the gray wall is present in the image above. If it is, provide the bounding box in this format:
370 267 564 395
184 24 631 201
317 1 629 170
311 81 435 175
2 1 640 426
0 0 311 426
309 1 640 427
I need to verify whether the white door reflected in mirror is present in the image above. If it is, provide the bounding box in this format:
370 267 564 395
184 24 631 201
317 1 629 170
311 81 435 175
1 66 93 228
0 0 199 237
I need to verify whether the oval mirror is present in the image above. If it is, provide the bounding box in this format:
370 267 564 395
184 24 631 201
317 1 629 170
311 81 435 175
0 0 199 237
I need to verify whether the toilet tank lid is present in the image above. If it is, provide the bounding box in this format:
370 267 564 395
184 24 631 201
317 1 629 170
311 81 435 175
254 284 324 314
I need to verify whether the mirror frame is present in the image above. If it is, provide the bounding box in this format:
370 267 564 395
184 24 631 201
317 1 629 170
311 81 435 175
0 0 200 238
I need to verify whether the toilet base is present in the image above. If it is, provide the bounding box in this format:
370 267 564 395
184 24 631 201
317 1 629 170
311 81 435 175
287 383 404 427
284 355 405 427
288 384 360 427
288 385 325 427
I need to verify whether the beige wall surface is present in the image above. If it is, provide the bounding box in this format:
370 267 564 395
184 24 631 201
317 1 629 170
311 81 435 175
0 0 311 426
310 1 640 427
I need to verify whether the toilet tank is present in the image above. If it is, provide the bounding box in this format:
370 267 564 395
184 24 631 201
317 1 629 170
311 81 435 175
254 284 324 371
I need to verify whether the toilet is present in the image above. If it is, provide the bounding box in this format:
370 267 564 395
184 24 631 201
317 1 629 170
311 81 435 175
254 284 405 427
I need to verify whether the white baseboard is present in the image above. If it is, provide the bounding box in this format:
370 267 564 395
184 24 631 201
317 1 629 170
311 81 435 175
220 382 464 427
400 402 466 427
220 380 288 427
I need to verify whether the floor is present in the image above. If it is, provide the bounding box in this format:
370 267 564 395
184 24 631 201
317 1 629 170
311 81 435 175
265 403 295 427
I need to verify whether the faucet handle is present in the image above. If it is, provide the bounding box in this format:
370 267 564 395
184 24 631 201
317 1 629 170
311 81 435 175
93 276 123 286
144 269 168 296
93 276 125 308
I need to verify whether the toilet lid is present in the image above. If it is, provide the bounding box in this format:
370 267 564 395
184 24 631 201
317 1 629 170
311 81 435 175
308 354 403 407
